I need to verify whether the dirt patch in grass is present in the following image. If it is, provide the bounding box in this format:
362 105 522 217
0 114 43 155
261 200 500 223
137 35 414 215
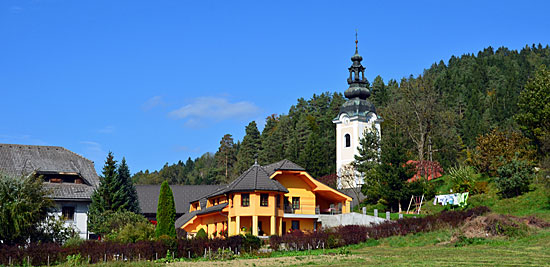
459 213 550 239
169 254 369 267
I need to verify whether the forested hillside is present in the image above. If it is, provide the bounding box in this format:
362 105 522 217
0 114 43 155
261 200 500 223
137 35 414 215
133 44 550 185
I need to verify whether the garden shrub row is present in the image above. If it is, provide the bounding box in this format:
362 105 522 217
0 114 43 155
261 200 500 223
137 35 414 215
0 234 262 266
270 206 491 250
0 207 489 265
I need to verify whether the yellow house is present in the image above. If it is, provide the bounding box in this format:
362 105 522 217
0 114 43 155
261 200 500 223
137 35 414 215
176 160 352 237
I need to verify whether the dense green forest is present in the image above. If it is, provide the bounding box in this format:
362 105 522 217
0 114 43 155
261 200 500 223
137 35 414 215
132 44 550 185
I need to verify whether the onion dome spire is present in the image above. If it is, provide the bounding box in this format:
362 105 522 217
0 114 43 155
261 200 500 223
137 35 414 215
344 32 370 100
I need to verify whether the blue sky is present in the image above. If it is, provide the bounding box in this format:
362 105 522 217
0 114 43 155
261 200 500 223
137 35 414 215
1 1 549 174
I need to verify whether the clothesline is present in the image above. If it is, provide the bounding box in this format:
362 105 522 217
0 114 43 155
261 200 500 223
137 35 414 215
433 192 469 207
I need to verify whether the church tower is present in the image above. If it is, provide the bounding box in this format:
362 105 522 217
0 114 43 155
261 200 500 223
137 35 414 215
333 37 382 189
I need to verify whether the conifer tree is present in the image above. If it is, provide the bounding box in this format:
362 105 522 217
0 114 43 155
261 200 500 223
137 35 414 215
234 121 261 175
88 152 119 232
354 126 381 186
259 115 284 165
215 134 236 183
118 157 140 213
516 64 550 157
155 180 176 238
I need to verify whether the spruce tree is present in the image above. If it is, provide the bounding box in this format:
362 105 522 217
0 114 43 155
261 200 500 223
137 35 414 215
118 157 141 213
259 115 284 165
88 152 118 232
234 121 261 175
155 180 176 238
215 134 236 183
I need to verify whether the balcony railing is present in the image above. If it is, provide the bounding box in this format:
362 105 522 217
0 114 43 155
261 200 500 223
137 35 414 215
284 204 343 214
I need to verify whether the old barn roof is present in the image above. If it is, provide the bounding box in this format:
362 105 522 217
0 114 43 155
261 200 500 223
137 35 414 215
0 143 100 200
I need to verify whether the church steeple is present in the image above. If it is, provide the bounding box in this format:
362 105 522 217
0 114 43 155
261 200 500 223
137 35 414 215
333 33 382 190
345 34 370 100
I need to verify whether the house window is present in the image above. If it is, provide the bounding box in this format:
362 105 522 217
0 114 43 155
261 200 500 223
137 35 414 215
291 220 300 230
276 194 281 208
62 206 75 221
345 134 351 147
292 197 300 210
260 194 269 207
241 193 250 207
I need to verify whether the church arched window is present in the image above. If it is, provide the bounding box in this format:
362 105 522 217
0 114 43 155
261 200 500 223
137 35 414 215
345 134 351 148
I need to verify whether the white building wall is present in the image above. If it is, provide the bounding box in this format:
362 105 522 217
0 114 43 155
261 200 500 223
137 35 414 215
335 112 380 189
53 201 90 239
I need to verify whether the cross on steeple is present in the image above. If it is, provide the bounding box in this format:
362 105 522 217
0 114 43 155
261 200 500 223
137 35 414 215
355 29 358 49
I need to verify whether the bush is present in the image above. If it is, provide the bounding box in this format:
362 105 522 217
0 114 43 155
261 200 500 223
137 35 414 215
63 236 85 248
0 173 53 245
195 228 207 239
448 166 480 193
107 221 155 243
242 234 262 252
495 157 534 198
268 206 491 252
91 210 149 237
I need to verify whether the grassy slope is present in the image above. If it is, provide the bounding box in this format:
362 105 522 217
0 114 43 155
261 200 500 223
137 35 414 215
422 181 550 221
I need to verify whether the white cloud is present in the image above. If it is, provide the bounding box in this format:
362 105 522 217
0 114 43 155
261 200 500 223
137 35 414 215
169 96 260 126
142 96 165 111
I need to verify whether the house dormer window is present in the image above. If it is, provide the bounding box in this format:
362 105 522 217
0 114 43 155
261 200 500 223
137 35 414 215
241 193 250 207
345 134 351 147
260 194 268 207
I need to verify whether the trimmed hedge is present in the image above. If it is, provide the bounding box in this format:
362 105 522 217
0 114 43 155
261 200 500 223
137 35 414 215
270 206 490 250
0 207 489 265
0 234 262 266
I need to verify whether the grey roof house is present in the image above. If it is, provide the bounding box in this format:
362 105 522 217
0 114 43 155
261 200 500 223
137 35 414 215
0 144 100 239
136 184 223 222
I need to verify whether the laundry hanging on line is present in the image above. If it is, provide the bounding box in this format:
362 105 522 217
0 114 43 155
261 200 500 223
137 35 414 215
433 192 469 207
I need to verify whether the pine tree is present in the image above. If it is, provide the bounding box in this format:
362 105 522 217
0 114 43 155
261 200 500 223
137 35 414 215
88 152 119 232
259 115 284 165
234 121 261 175
118 157 140 213
155 180 176 238
516 64 550 157
215 134 236 183
371 75 389 108
354 126 381 186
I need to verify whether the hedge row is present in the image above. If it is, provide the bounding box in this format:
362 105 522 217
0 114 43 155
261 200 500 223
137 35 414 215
1 207 490 265
270 206 491 250
0 235 262 266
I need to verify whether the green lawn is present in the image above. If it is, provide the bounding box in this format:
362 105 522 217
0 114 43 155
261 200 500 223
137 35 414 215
422 182 550 221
